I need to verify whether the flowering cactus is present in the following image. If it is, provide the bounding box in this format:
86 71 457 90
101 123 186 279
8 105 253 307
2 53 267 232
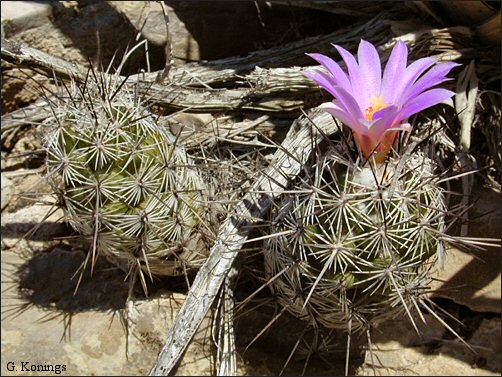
305 40 458 161
264 40 458 337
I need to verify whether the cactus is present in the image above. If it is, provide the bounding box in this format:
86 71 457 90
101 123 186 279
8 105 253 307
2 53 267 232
263 39 458 335
43 67 212 291
264 145 446 332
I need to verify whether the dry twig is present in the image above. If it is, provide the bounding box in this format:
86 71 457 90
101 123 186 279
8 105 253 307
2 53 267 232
149 109 338 376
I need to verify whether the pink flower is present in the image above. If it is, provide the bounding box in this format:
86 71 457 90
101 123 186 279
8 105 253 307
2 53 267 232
305 40 458 162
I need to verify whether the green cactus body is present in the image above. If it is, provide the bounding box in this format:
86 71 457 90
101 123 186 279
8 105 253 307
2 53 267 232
45 78 210 281
265 149 446 331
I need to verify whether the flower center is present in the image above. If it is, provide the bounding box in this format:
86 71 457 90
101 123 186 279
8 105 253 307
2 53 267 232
364 94 388 121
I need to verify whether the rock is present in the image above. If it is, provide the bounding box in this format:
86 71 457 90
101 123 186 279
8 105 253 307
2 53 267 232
468 185 501 240
4 174 52 213
116 0 342 65
430 185 501 313
4 2 162 73
0 64 53 114
10 128 43 155
355 315 501 376
111 1 168 46
0 0 53 112
1 1 53 37
1 200 66 253
1 174 13 210
436 317 502 375
469 318 501 373
1 245 214 375
431 245 501 313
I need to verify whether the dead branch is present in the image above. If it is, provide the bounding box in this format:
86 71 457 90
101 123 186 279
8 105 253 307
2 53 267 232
0 14 391 89
1 38 321 114
1 38 88 81
149 108 338 376
2 20 472 119
1 99 48 133
151 13 391 86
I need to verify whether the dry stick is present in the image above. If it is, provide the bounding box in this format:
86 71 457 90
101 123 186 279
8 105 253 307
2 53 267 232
1 39 89 81
455 61 478 236
2 23 469 121
149 109 338 376
1 38 320 114
214 266 238 376
1 98 49 140
131 21 472 88
135 14 391 85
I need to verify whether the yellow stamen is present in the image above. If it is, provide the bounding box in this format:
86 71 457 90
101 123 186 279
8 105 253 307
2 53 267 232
364 94 388 121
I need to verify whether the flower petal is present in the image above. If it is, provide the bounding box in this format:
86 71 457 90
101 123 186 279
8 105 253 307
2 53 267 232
306 53 351 92
357 39 382 100
398 88 456 120
304 70 339 98
327 85 366 127
367 105 400 140
304 39 459 163
380 40 407 101
388 57 436 104
319 102 365 134
305 72 365 124
332 43 366 108
319 86 367 136
402 61 460 103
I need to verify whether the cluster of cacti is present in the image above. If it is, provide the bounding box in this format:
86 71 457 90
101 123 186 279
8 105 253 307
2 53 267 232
43 71 212 287
263 39 458 333
264 147 446 331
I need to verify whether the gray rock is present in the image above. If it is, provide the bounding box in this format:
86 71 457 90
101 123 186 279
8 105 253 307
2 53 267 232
1 200 66 253
356 315 500 376
0 247 214 376
430 185 501 313
1 0 53 37
1 174 13 211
